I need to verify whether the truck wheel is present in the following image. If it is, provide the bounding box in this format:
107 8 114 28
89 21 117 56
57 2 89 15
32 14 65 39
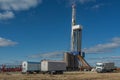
42 72 45 74
59 71 63 74
96 68 102 73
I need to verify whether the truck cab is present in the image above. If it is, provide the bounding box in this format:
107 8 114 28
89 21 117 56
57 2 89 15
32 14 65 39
96 63 104 73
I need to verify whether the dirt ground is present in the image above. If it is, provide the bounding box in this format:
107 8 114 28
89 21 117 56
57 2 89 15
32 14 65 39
0 72 120 80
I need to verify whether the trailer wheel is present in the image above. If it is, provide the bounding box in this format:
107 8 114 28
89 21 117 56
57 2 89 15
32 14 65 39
42 72 45 74
59 71 63 74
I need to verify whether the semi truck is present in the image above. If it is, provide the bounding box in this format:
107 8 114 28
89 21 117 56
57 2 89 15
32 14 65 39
22 61 41 74
41 60 66 74
96 62 116 73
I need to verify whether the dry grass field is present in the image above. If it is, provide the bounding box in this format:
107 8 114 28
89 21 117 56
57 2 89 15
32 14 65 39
0 72 120 80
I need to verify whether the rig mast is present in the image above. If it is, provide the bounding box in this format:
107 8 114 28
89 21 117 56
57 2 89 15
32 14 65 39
71 4 82 53
64 4 91 71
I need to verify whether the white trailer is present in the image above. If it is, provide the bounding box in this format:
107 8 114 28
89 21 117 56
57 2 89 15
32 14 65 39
22 61 41 74
96 62 115 73
41 60 66 74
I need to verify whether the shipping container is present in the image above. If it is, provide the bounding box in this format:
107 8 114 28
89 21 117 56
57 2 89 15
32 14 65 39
41 60 66 74
22 61 40 74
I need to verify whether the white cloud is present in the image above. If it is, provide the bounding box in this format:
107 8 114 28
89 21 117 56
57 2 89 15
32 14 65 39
78 0 96 4
65 0 96 5
0 11 14 20
0 0 42 11
0 0 42 20
112 37 120 43
88 56 120 60
91 3 104 9
0 37 18 47
84 37 120 53
28 51 64 59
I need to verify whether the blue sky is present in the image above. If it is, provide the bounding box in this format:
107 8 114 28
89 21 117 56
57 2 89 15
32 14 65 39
0 0 120 66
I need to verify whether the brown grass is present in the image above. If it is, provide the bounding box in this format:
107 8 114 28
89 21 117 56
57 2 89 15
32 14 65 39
0 72 120 80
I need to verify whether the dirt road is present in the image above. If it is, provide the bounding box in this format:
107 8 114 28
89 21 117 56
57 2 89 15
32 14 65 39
0 72 120 80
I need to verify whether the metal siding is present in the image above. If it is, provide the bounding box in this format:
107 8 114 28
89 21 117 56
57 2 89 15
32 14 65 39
22 61 28 72
64 52 79 70
48 61 66 71
22 61 40 72
41 60 66 71
41 61 49 71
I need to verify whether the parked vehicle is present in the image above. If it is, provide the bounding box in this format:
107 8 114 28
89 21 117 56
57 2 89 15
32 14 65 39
41 60 66 74
0 65 22 72
22 61 41 74
96 62 116 73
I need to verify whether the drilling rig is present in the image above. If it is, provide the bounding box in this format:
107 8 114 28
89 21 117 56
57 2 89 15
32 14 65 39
64 4 91 71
